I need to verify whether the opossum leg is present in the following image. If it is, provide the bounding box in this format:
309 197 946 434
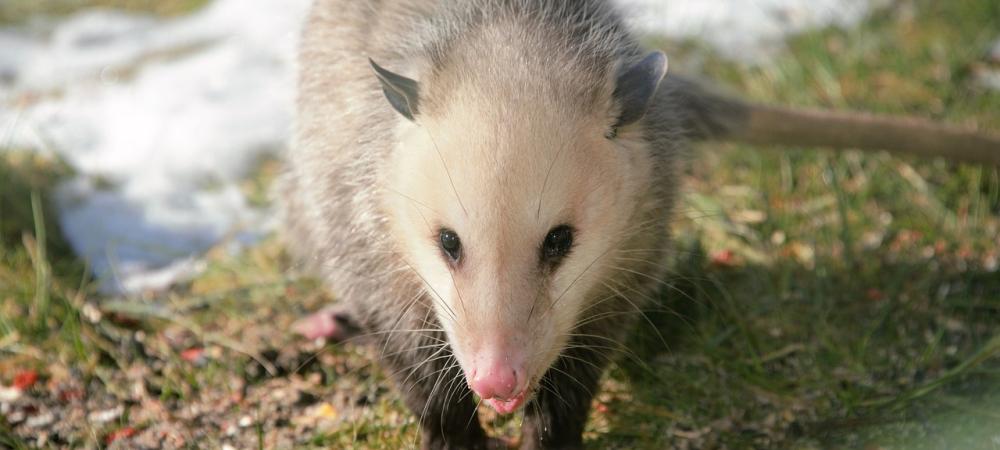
383 345 493 450
520 343 607 450
291 304 362 342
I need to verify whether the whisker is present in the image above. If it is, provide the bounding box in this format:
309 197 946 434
379 290 433 358
546 365 593 399
535 139 571 218
424 128 469 217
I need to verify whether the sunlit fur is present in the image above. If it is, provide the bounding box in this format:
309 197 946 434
385 31 657 394
280 0 717 448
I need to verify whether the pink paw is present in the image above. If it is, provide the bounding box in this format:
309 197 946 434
292 305 360 342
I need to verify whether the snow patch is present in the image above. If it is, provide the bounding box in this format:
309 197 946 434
1 0 308 294
619 0 876 61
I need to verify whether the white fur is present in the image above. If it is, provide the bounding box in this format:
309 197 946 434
381 42 659 389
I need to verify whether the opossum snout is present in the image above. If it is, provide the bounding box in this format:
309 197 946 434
465 348 528 414
468 362 522 400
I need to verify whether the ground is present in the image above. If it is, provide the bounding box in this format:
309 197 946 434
2 0 1000 448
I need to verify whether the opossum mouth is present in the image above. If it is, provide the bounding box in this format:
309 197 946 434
484 389 527 415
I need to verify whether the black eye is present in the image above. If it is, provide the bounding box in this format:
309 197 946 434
541 225 574 264
439 228 462 262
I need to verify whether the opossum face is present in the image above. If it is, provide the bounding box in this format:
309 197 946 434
376 53 666 414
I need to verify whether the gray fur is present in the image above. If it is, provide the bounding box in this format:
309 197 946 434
279 0 733 448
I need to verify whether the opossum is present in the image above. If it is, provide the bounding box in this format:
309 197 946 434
280 0 1000 448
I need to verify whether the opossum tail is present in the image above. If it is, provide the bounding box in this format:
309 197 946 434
665 75 1000 166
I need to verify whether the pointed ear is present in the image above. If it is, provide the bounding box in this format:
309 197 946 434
370 58 420 121
611 51 668 131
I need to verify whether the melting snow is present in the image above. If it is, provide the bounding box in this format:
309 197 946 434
0 0 875 295
622 0 877 61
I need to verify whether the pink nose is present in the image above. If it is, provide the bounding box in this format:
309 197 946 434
468 361 522 400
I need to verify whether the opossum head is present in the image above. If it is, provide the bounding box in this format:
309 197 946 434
375 52 667 414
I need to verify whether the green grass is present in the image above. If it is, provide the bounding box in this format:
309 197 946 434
2 0 1000 448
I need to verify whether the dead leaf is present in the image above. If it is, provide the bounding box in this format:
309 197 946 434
12 370 38 390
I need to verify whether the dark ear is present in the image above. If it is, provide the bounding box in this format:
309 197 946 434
370 58 420 121
611 51 668 131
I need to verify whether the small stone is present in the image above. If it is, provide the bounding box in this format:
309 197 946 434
6 409 25 424
238 415 253 427
82 302 103 323
27 411 55 428
0 386 22 402
88 405 123 424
